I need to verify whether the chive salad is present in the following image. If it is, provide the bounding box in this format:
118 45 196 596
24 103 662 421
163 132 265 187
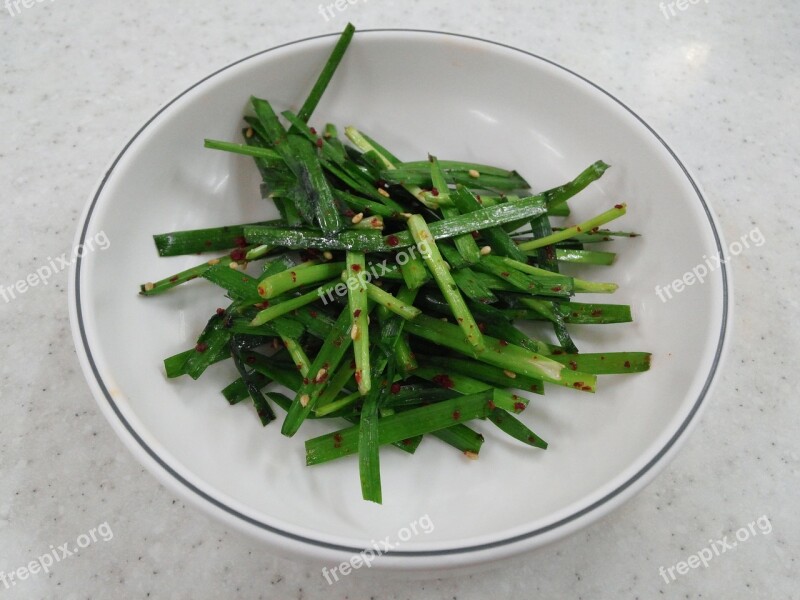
140 23 650 504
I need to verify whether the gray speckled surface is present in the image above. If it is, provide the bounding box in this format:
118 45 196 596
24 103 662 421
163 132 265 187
1 0 798 598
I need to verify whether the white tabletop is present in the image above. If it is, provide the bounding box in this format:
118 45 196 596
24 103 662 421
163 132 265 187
1 1 796 598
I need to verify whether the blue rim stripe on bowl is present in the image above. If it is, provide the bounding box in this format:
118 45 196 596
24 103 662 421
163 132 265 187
72 29 729 557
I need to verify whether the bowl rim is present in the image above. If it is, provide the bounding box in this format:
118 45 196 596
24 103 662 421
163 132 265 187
69 28 731 561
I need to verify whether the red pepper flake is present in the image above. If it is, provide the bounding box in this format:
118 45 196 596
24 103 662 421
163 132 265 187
255 301 270 309
386 235 400 247
477 322 487 333
315 138 323 148
514 401 526 412
614 204 623 209
246 355 256 365
333 433 343 448
569 361 578 371
401 438 413 446
309 311 318 318
550 286 562 292
500 271 510 278
624 360 631 368
452 410 461 421
354 371 363 384
257 286 266 296
552 349 563 355
545 246 556 261
431 187 440 197
344 209 355 217
527 436 539 444
195 342 208 353
591 309 603 317
432 374 454 389
530 384 539 392
572 312 580 318
353 309 362 318
573 381 585 388
376 179 387 188
303 377 310 385
309 127 317 135
582 385 593 391
471 230 480 239
216 307 225 316
488 400 496 410
169 276 179 283
233 236 247 247
351 264 362 272
350 360 357 369
391 382 402 394
499 340 509 347
230 248 246 261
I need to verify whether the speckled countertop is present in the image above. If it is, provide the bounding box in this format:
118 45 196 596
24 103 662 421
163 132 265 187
1 0 798 598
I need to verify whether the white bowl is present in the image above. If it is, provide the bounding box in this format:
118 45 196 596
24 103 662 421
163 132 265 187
69 30 731 571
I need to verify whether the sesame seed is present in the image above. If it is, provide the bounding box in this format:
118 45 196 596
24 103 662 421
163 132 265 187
245 128 254 138
351 324 360 340
316 368 328 382
468 169 480 178
229 261 239 270
377 188 390 198
351 212 364 224
503 369 517 379
300 394 310 407
207 258 220 266
323 251 333 261
144 282 155 291
400 212 413 219
464 451 479 460
480 246 492 256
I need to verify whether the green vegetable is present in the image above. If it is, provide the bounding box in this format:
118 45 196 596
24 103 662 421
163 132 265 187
140 22 650 504
408 215 485 352
346 251 371 394
306 390 503 465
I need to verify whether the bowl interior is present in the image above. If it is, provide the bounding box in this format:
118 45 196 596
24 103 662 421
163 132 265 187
74 32 726 559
